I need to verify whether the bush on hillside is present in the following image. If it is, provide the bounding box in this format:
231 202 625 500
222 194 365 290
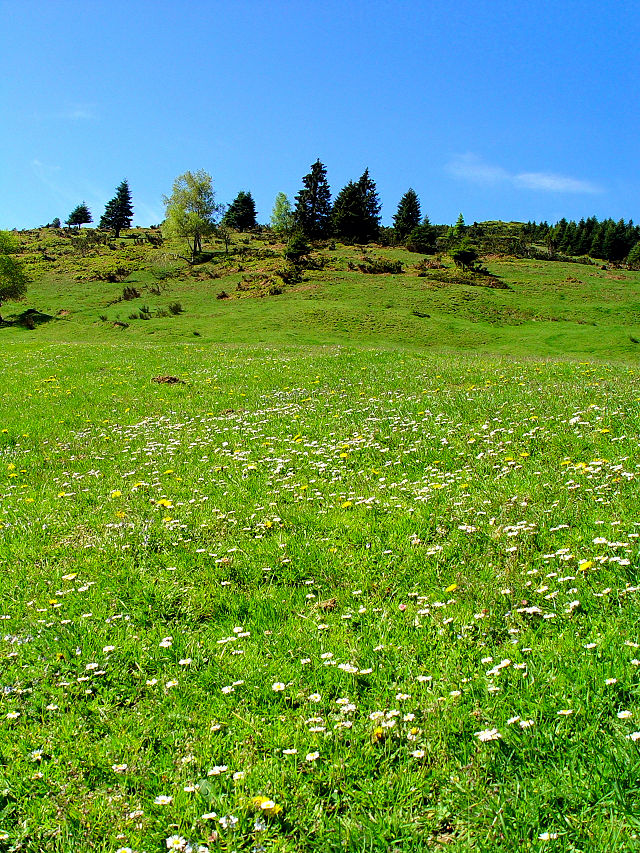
351 255 403 274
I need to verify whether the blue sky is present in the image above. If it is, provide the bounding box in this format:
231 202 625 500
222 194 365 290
2 0 639 229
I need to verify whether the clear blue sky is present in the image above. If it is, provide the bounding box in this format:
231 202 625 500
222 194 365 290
2 0 639 229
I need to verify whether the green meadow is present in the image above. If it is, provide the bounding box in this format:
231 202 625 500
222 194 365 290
1 230 639 851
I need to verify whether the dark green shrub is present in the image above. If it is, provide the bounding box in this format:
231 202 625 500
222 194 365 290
356 255 403 274
405 223 436 254
284 233 311 263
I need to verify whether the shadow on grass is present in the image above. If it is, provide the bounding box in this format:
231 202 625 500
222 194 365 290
0 308 56 330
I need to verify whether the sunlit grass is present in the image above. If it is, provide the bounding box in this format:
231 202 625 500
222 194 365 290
0 340 638 851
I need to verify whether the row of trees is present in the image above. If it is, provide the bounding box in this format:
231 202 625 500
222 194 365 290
54 165 639 267
522 217 640 264
64 180 134 237
268 159 434 250
159 163 435 262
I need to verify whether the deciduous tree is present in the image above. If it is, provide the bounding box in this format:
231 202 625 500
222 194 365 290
0 231 29 319
163 170 222 262
270 193 294 239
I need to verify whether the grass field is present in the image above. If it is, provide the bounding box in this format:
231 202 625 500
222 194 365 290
1 230 639 851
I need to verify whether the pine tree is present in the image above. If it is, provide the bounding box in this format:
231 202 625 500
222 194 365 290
453 213 466 240
393 189 421 240
405 216 436 254
100 180 133 237
589 222 606 259
293 160 332 239
356 168 381 243
560 221 578 255
331 181 361 243
223 191 257 231
66 202 93 230
627 241 640 269
331 169 380 244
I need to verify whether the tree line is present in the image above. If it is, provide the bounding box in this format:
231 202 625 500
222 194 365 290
522 217 640 264
42 161 640 268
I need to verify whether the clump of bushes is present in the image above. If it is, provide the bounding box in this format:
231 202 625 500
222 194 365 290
284 233 311 263
350 255 403 274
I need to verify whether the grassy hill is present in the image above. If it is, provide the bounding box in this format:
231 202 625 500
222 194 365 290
0 228 639 851
3 227 640 359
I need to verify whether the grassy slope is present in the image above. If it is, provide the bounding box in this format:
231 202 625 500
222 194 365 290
3 228 640 359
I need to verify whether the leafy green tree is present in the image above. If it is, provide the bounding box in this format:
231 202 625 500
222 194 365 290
162 170 222 262
50 217 61 229
293 160 332 239
0 231 29 319
223 191 257 231
66 202 92 229
270 193 295 239
216 223 233 254
331 169 381 244
100 180 134 238
393 189 421 240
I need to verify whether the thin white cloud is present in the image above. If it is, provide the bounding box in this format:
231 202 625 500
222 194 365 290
135 201 163 226
59 103 98 121
447 153 602 194
447 153 509 185
513 172 599 193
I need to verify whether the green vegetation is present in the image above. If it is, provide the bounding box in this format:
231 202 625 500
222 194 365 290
66 202 93 230
0 231 29 317
222 192 257 232
393 189 422 240
100 181 134 238
163 171 222 262
293 160 333 240
0 225 639 851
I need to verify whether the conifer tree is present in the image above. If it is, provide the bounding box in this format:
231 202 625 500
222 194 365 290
589 222 606 259
331 181 361 242
393 189 421 240
66 202 93 230
453 213 466 240
627 241 640 269
293 160 332 239
331 169 380 243
100 180 133 238
223 191 257 231
405 215 436 254
357 168 381 242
